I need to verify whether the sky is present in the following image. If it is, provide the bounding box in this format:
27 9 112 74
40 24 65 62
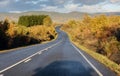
0 0 120 13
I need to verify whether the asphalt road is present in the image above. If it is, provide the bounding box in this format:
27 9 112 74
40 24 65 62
0 26 116 76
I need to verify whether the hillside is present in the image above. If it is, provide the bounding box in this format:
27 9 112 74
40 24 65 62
1 11 120 23
0 11 85 23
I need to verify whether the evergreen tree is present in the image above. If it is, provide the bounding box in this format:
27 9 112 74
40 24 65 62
18 15 50 27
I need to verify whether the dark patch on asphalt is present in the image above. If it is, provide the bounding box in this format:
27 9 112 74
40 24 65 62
33 60 95 76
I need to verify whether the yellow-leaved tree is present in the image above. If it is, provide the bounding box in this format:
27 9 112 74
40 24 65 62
43 16 52 26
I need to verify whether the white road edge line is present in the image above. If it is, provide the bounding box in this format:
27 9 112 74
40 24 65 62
71 43 103 76
24 58 31 63
0 40 63 74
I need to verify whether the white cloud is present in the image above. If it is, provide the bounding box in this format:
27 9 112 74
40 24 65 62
77 2 120 13
40 4 47 7
78 5 103 13
0 0 120 13
40 1 120 13
64 3 80 12
110 0 120 3
9 11 22 13
102 3 120 12
41 6 58 12
57 0 65 4
14 0 19 2
25 0 48 5
63 2 105 13
25 1 38 4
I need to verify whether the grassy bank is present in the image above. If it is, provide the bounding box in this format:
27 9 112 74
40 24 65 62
74 42 120 75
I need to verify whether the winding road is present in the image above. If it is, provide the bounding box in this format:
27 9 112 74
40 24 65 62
0 26 116 76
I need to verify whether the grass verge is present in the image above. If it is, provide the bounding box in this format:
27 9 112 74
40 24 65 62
73 42 120 75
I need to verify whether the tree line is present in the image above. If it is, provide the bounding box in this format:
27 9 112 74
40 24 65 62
0 15 56 50
18 15 52 27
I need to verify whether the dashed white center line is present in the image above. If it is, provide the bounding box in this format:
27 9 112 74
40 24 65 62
0 74 4 76
0 40 63 74
38 51 42 55
45 48 48 50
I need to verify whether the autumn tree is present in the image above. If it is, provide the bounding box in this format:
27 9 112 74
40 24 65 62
0 18 9 49
43 16 52 26
62 14 120 64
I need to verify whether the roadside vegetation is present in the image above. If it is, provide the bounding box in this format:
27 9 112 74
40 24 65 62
0 15 57 50
62 14 120 75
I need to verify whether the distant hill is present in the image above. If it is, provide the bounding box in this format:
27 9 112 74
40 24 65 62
0 11 120 23
96 12 120 15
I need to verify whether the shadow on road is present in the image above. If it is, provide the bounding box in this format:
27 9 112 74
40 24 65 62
33 60 95 76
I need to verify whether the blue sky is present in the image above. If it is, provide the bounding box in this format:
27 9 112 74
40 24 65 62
0 0 120 13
